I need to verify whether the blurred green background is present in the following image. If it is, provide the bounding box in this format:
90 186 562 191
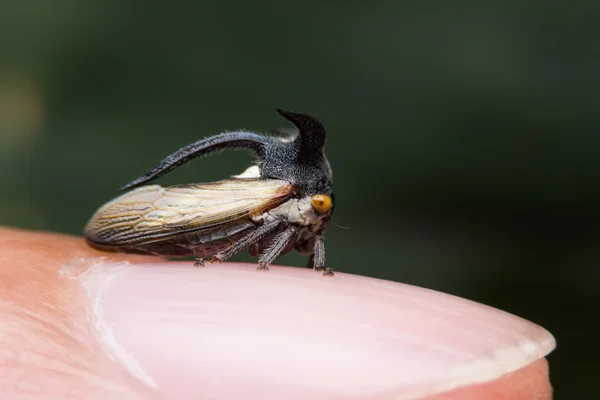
1 1 598 396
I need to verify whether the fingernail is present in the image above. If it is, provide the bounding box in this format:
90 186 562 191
77 260 556 399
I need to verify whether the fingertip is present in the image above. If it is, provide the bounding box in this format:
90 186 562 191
79 260 555 399
0 227 162 399
1 227 556 399
426 358 552 400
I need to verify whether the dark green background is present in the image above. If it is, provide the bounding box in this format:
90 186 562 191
1 1 598 397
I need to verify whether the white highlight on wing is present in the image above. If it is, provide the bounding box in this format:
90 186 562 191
233 165 261 179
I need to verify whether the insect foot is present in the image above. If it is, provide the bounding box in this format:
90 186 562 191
193 258 205 267
256 262 270 272
316 266 335 277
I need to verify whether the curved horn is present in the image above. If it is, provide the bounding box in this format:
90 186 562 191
121 131 268 190
276 109 326 152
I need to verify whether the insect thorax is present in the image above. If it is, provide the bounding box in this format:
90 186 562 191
252 197 329 233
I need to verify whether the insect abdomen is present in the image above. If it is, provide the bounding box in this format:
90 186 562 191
87 230 252 257
181 220 254 245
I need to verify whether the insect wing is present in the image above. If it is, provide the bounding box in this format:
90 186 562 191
85 179 295 246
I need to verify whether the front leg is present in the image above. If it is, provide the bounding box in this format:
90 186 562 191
310 236 334 277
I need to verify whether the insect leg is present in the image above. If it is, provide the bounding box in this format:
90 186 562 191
257 225 296 271
212 219 283 263
194 257 205 267
311 236 333 276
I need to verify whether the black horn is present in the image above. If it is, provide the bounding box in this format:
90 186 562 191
276 109 326 152
121 131 269 190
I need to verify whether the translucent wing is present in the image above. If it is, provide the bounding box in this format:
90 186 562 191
85 179 295 246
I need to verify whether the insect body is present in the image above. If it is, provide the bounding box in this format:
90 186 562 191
84 109 335 276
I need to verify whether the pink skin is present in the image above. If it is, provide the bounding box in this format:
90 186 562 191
0 227 555 399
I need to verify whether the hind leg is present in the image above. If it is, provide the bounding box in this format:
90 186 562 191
257 226 296 271
212 219 283 263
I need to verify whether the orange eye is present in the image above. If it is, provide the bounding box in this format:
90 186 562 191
311 194 333 214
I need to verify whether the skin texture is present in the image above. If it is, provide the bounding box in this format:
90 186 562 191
0 226 555 399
